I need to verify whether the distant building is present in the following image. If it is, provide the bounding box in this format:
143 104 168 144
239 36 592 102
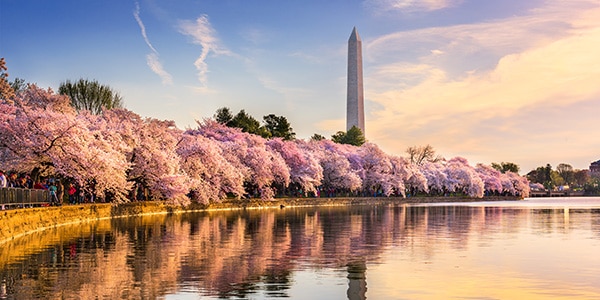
590 160 600 173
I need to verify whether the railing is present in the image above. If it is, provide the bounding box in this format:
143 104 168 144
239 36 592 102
529 190 585 197
0 187 51 209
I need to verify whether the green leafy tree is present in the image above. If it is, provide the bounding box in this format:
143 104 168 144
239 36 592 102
331 126 365 146
491 162 520 174
544 164 553 188
584 175 600 195
527 164 555 189
551 171 564 187
526 169 541 184
556 163 574 186
263 114 295 140
59 79 124 114
573 169 590 187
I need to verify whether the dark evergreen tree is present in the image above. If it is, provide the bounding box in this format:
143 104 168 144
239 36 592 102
331 126 365 146
263 114 295 140
311 133 325 141
214 107 234 125
229 109 269 138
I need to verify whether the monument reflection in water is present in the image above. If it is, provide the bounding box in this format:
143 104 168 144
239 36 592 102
2 198 600 299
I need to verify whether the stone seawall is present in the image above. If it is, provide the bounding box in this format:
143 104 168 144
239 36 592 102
0 196 519 245
0 202 172 245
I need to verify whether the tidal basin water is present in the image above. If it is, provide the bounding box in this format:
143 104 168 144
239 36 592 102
2 198 600 299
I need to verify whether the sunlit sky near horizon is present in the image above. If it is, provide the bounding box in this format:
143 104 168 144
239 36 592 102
1 0 599 173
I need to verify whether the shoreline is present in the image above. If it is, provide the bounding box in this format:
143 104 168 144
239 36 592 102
0 196 520 245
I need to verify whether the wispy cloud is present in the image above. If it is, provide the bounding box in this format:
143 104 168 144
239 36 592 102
179 15 232 87
364 1 600 170
134 2 173 85
365 0 461 13
133 2 157 53
147 53 173 85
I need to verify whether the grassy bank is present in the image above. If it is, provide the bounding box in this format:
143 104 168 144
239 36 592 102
0 196 519 245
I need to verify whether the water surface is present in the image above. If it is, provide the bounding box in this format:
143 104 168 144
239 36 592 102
1 197 600 299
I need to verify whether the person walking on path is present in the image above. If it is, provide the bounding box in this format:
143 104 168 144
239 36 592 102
49 182 59 206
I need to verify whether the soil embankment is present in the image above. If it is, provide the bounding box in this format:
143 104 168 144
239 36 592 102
0 196 518 245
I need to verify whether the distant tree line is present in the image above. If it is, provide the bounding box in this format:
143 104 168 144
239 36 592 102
525 163 597 193
214 107 366 146
482 160 599 195
214 107 296 141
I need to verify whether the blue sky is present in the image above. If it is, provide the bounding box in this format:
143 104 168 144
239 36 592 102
1 0 599 173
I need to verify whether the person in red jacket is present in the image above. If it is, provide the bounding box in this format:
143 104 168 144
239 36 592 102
68 183 77 204
33 181 46 190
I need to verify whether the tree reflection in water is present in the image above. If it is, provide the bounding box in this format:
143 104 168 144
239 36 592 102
1 203 600 299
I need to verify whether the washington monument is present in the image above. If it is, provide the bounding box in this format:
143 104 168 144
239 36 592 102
346 27 365 135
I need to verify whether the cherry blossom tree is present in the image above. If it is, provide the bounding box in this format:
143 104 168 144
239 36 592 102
96 109 195 204
390 156 428 197
192 120 290 199
444 157 485 198
177 132 245 204
475 163 503 195
0 101 73 175
506 171 530 197
266 138 323 195
0 90 131 201
127 118 189 204
357 143 401 196
16 84 75 114
302 140 361 193
61 112 132 202
419 161 448 195
499 172 517 196
529 182 545 191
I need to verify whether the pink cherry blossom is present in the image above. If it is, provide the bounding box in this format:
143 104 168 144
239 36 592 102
192 120 290 200
177 132 245 204
302 140 361 192
445 157 485 198
0 85 530 203
267 138 323 194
